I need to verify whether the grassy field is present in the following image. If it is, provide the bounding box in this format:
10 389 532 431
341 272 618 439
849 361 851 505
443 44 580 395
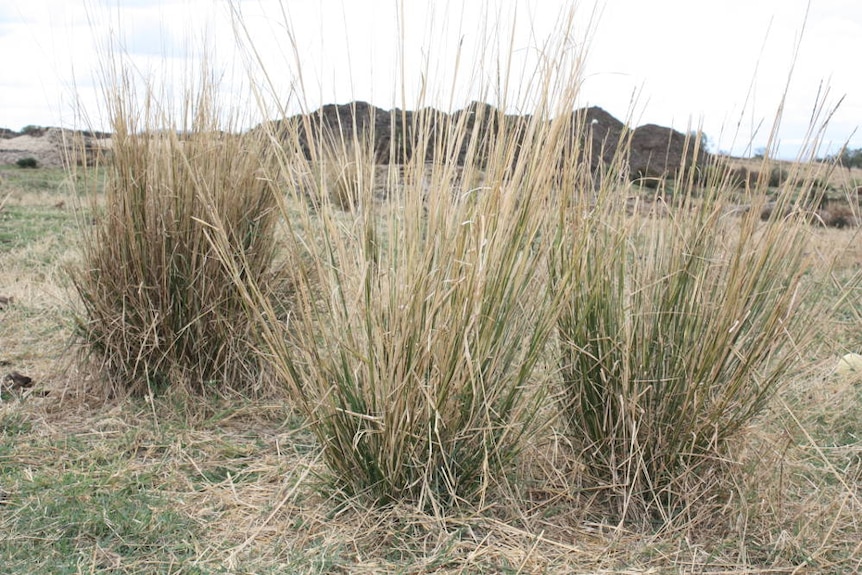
1 156 861 573
2 2 862 570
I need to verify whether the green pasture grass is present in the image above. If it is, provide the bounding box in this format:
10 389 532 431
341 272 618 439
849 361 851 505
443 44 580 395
0 167 85 385
0 166 94 249
0 165 72 193
0 395 315 574
0 412 202 573
0 203 77 249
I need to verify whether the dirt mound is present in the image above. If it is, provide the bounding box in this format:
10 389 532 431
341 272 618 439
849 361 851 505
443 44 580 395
579 106 627 171
2 106 705 179
0 129 66 167
630 124 701 179
0 128 109 167
263 101 705 180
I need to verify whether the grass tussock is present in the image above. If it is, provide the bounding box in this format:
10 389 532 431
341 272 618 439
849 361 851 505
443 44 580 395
204 11 593 510
196 2 832 519
555 145 830 522
70 71 284 398
230 118 571 509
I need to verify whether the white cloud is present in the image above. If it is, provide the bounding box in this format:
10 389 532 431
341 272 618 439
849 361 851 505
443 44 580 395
1 0 859 158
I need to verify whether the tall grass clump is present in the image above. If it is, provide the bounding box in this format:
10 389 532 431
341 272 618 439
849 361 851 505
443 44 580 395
554 134 829 522
209 8 589 510
71 70 283 398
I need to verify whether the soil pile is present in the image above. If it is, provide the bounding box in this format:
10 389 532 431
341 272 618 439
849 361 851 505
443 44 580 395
0 128 110 168
265 100 705 179
1 105 705 179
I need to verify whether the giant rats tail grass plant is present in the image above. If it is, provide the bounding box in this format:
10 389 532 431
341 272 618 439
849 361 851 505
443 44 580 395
71 68 285 398
202 4 593 510
553 117 834 523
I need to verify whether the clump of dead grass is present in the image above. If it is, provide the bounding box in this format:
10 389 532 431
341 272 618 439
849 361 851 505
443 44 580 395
553 133 834 524
69 69 284 398
206 6 594 511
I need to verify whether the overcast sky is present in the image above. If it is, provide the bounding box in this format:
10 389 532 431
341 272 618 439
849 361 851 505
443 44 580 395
1 0 860 159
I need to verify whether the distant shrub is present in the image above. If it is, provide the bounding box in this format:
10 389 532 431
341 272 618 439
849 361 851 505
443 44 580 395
730 166 758 189
819 147 862 169
819 204 857 229
698 163 759 190
20 125 43 137
633 176 663 190
768 167 788 187
15 157 38 169
805 186 830 210
811 178 832 192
